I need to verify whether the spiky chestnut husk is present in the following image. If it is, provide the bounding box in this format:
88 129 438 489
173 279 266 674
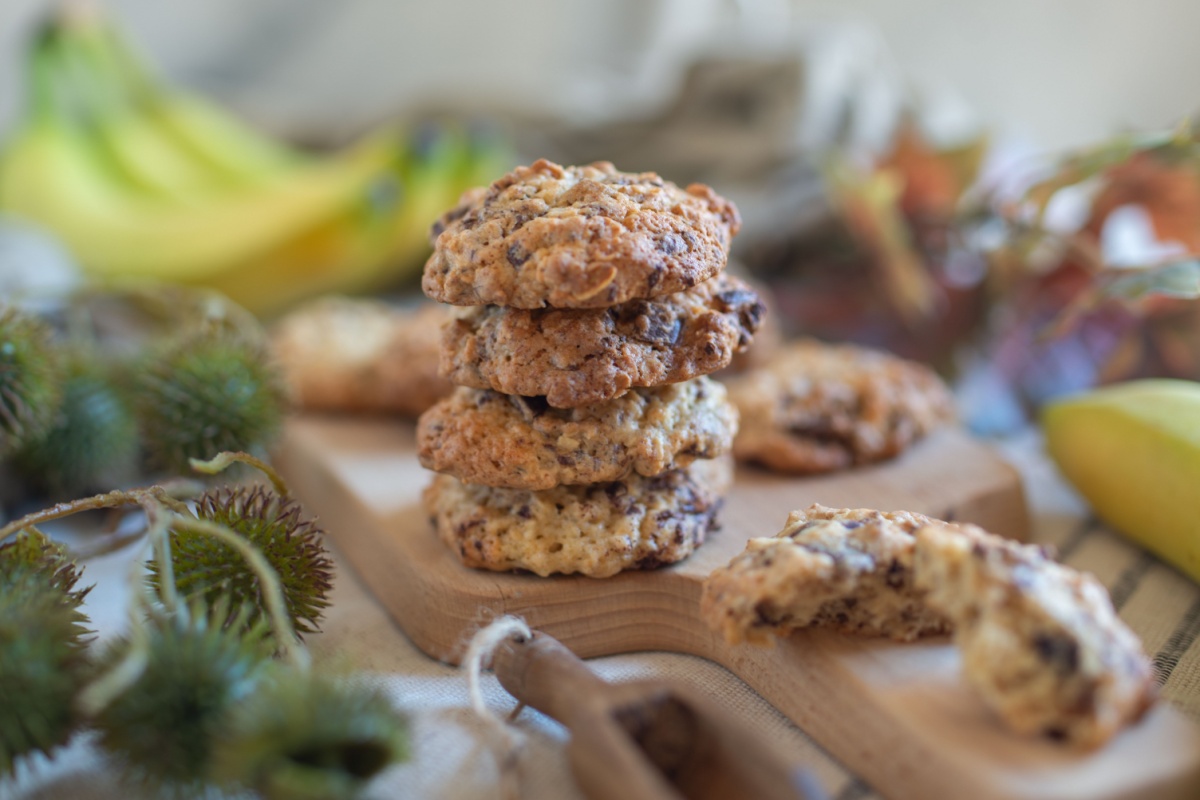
0 305 63 458
0 527 88 598
15 358 139 499
0 531 92 774
134 329 287 475
93 606 271 794
212 670 408 800
0 580 93 775
149 485 334 638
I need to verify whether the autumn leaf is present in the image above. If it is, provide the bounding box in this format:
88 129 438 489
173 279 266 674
1149 309 1200 377
1023 134 1145 221
1044 259 1200 339
940 134 990 200
1023 123 1199 227
1097 329 1145 384
825 158 940 324
1083 153 1200 252
879 120 962 220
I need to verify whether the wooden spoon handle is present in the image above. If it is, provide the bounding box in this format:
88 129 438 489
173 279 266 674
492 630 609 725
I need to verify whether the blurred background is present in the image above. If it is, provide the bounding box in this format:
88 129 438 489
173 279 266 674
2 0 1196 149
2 0 1200 432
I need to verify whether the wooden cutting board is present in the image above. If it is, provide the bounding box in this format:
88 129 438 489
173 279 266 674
276 415 1200 800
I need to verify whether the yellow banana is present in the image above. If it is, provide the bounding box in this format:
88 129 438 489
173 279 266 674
1043 379 1200 583
205 174 406 316
0 34 403 283
0 118 403 282
2 11 514 315
209 124 517 312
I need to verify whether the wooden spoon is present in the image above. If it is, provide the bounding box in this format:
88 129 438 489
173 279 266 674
492 630 828 800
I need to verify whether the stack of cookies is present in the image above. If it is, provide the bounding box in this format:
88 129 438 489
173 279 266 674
416 159 765 578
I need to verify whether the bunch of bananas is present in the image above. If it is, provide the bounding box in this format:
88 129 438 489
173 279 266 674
0 8 511 316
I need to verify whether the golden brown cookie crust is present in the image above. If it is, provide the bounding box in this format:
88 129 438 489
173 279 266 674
270 297 452 417
915 523 1156 749
440 273 764 408
422 455 733 578
701 505 952 645
728 340 954 473
416 377 737 491
422 159 741 309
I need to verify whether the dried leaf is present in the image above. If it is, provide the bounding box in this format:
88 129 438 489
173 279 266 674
1045 259 1200 339
939 134 990 200
1084 153 1200 252
879 120 961 219
1024 135 1141 220
825 158 940 323
1106 260 1200 301
1097 329 1145 383
1023 125 1198 223
1149 311 1200 377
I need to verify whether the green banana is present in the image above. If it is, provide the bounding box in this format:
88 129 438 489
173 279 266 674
44 30 218 204
459 121 515 193
141 94 304 187
386 123 473 273
46 13 301 201
82 18 305 186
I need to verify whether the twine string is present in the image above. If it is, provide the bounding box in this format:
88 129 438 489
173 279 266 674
463 615 533 800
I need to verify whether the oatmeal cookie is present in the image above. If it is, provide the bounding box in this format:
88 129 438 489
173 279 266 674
728 340 954 473
417 377 736 491
422 455 733 578
422 159 741 309
701 505 952 645
440 273 764 408
271 297 452 416
915 523 1156 748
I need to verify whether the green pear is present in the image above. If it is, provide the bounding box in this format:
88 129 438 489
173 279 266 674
1043 379 1200 582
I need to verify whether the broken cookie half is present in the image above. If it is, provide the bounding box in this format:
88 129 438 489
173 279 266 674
916 522 1157 749
701 504 1157 748
700 504 952 645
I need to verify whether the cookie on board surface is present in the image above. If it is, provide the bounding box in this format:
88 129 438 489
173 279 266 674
915 523 1156 749
701 505 952 645
417 377 737 491
423 455 733 578
440 273 764 408
728 339 954 474
422 159 741 309
271 297 452 416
